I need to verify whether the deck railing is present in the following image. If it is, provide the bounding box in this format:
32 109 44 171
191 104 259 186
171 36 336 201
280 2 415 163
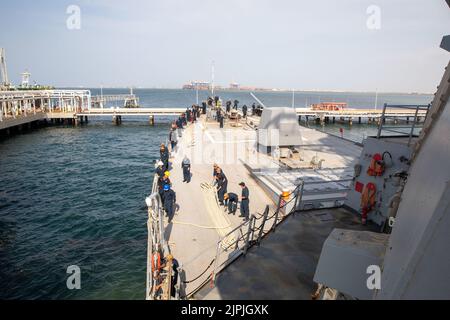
181 181 305 299
145 138 182 300
376 103 431 146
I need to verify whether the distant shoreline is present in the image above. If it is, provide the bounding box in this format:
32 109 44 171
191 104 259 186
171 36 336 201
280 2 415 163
61 87 433 96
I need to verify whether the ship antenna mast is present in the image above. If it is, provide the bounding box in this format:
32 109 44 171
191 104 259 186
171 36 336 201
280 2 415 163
374 88 378 110
292 89 295 108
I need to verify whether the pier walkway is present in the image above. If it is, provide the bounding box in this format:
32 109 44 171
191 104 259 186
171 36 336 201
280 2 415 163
0 88 428 132
78 107 186 116
294 106 428 118
1 106 427 132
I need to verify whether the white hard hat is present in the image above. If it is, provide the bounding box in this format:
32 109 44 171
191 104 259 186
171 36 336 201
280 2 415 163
157 160 164 166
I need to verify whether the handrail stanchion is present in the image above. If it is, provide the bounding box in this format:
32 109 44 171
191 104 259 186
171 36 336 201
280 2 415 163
293 181 304 213
408 104 421 147
243 215 254 255
271 196 282 232
234 232 240 250
211 241 221 285
257 205 270 246
377 103 387 139
250 215 257 242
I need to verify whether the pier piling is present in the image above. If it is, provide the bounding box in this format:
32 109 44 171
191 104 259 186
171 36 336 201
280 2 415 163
112 115 122 125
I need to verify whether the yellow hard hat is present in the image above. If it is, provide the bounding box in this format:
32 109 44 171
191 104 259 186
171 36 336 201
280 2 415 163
164 171 170 177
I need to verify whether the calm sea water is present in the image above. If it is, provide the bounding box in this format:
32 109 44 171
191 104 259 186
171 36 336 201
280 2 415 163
88 88 433 110
0 89 432 299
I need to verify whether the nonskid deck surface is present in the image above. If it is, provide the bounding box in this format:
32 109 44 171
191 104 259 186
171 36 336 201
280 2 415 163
166 115 362 297
165 116 276 295
196 207 375 300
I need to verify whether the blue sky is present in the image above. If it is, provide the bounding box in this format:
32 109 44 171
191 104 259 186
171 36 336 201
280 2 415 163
0 0 449 92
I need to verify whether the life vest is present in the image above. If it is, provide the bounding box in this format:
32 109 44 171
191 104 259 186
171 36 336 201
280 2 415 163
360 182 377 224
151 252 161 273
367 153 385 176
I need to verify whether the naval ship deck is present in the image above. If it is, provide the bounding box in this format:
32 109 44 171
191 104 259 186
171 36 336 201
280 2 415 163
160 113 364 298
198 207 375 300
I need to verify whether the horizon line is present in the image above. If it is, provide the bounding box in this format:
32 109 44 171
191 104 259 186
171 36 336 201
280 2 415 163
56 86 434 95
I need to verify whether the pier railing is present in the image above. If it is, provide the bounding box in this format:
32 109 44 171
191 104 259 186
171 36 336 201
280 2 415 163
91 94 139 108
0 90 91 122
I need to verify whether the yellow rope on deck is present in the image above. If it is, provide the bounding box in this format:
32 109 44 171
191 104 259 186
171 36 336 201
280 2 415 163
171 219 231 230
200 182 235 250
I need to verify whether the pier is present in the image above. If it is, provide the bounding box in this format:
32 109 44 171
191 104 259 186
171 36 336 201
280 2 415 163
0 89 187 132
91 93 139 108
295 105 429 126
295 106 428 118
79 107 186 116
0 88 429 134
0 90 91 131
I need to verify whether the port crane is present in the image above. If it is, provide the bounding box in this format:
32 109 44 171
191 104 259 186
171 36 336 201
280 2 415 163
0 48 11 89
